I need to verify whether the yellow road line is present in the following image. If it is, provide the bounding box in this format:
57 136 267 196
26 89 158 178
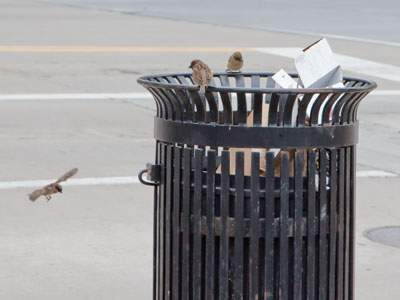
0 46 252 52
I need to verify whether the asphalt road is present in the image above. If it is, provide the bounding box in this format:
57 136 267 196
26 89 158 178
43 0 400 45
0 0 399 299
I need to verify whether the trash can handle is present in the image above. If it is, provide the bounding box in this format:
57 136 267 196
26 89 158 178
138 163 161 186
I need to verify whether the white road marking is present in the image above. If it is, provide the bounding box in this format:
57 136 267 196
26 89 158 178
370 90 400 96
247 27 400 48
0 93 153 101
0 171 397 190
0 88 397 103
0 176 140 190
356 170 398 178
253 47 400 82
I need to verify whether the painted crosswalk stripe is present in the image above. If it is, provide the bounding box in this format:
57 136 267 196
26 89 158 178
0 89 397 102
356 170 398 178
0 176 140 189
0 93 153 101
0 171 397 190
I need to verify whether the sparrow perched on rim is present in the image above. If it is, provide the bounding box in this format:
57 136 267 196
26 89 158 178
28 168 78 202
226 51 243 72
189 59 212 93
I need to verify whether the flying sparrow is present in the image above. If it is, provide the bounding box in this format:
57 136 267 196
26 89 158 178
28 168 78 202
226 51 243 72
189 59 212 93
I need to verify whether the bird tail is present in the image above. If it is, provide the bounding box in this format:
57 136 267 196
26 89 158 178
28 190 42 202
199 85 206 94
28 193 40 202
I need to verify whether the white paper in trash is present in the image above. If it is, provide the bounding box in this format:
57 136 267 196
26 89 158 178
272 69 298 88
294 38 344 122
295 38 344 88
269 69 299 158
272 69 299 126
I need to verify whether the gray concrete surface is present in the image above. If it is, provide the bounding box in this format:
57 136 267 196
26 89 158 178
42 0 400 45
0 0 399 299
0 185 153 300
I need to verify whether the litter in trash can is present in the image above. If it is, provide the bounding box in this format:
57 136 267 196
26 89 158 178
137 38 377 300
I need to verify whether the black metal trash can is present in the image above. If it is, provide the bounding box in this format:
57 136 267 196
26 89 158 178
137 72 376 300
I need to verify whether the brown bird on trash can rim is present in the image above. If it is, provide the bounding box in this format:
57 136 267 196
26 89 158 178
28 168 78 202
226 51 243 72
189 59 212 94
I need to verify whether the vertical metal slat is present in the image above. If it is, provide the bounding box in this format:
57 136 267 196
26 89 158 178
344 148 351 300
253 93 263 125
265 152 275 300
349 147 356 300
328 149 337 300
294 151 304 300
159 144 166 300
307 150 316 300
280 152 290 300
220 150 230 300
172 147 181 300
250 152 260 300
337 149 345 300
319 149 328 300
267 93 280 126
154 142 161 300
251 75 261 109
234 151 245 300
193 148 203 300
206 150 216 300
165 145 173 299
182 148 192 300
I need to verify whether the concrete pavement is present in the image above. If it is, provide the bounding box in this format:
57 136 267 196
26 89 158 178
43 0 400 45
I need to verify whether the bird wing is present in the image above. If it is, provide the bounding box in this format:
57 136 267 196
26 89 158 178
29 189 44 201
55 168 78 184
227 55 233 69
205 66 212 83
199 69 207 84
192 68 204 85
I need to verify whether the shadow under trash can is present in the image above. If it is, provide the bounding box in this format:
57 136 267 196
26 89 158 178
137 72 376 300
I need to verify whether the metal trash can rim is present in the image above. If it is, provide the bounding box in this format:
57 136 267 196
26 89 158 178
137 72 377 94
